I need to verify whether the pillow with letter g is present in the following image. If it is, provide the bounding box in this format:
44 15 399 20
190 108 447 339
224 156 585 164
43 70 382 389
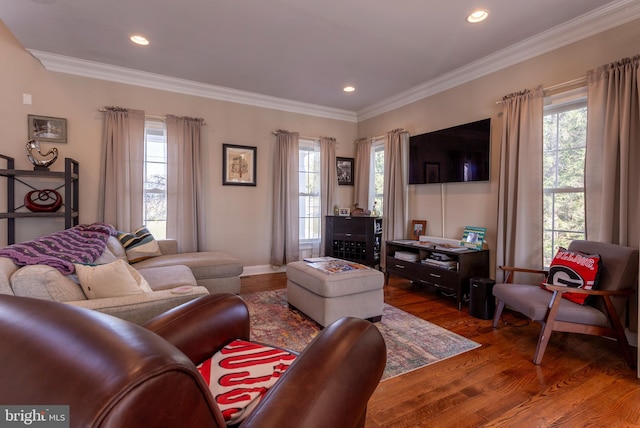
545 247 601 305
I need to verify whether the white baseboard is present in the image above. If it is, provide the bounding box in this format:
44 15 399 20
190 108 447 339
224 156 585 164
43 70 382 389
240 264 287 277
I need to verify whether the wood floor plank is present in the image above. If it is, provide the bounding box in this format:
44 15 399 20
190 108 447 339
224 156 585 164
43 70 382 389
240 273 640 427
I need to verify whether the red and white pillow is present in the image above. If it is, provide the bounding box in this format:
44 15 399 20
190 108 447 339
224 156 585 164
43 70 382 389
545 247 601 305
197 339 297 425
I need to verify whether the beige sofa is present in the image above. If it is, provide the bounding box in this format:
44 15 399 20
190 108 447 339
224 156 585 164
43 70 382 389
0 235 243 324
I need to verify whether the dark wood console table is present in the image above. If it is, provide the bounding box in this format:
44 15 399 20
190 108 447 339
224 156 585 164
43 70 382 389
385 240 489 310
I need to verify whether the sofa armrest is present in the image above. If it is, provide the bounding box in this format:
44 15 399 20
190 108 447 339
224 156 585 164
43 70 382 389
143 293 250 365
67 286 209 325
241 317 386 428
157 239 178 255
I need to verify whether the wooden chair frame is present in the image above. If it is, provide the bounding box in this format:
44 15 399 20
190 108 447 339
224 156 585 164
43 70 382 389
493 266 637 369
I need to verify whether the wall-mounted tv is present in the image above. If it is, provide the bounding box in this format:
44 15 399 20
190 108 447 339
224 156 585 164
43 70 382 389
409 118 491 184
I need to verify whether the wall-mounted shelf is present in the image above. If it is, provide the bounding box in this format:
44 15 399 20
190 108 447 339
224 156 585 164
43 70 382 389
0 154 79 244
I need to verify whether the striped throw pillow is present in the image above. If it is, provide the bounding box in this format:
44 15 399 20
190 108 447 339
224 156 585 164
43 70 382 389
117 226 162 263
197 339 297 425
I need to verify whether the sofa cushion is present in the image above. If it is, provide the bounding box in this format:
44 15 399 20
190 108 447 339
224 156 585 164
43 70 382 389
11 265 87 302
105 235 128 261
137 265 198 291
133 252 243 279
75 259 153 299
0 257 19 296
117 226 163 263
197 339 297 425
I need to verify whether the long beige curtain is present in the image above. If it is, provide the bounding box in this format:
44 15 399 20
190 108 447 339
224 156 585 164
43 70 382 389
382 129 409 265
320 137 338 256
270 130 299 266
353 138 372 209
585 55 640 248
496 86 544 282
99 107 145 230
166 115 204 252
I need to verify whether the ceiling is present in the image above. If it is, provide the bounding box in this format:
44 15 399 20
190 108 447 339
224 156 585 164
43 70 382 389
1 0 638 119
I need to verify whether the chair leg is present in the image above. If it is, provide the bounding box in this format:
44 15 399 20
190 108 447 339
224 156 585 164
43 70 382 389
533 291 562 365
602 296 637 369
492 300 505 328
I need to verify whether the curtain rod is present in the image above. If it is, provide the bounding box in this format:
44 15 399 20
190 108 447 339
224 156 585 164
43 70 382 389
98 108 206 124
495 76 586 104
271 131 321 141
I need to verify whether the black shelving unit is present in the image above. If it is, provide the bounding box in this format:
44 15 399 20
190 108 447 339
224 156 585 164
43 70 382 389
325 215 382 268
0 154 79 244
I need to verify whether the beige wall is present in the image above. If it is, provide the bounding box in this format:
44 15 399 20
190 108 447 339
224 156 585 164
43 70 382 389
0 21 357 266
2 18 640 270
358 18 640 275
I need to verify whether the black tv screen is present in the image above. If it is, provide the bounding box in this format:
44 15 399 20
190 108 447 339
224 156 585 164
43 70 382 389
409 118 491 184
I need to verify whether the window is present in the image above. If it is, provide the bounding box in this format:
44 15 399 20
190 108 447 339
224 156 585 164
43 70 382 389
542 97 587 266
299 139 321 243
371 140 385 215
143 120 167 239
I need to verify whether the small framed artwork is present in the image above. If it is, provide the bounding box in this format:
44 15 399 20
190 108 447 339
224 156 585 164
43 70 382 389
460 226 486 250
425 162 440 183
338 207 351 216
337 157 354 185
28 115 67 143
409 220 427 240
223 144 257 186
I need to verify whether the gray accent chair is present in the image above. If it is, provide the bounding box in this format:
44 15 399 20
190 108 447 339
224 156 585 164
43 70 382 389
492 240 638 368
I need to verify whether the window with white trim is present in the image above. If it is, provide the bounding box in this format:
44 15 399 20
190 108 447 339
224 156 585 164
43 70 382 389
542 94 587 267
299 139 321 247
371 139 385 215
143 120 167 239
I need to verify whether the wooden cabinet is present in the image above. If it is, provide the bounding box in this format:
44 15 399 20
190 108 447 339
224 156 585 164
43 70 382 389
325 215 382 267
385 240 489 310
1 154 79 244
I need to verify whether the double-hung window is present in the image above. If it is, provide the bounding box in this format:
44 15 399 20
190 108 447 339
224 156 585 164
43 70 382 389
542 93 587 266
299 139 321 255
371 139 385 215
143 120 167 239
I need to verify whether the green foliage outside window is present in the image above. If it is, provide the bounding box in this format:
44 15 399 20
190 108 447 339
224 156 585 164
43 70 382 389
542 105 587 266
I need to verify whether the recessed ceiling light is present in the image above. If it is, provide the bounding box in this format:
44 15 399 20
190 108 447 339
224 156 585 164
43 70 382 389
466 10 489 23
130 35 149 46
343 86 355 93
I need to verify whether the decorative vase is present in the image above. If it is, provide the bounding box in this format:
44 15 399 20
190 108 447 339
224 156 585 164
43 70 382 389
26 139 58 170
24 189 63 212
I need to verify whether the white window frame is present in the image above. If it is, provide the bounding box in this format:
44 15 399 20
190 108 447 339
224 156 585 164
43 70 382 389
542 87 587 266
299 138 321 249
143 119 167 239
370 138 385 215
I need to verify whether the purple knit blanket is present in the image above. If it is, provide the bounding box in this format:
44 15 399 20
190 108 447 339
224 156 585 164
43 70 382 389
0 223 117 275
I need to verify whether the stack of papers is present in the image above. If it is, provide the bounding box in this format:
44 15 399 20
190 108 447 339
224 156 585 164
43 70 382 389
422 259 458 270
394 251 420 262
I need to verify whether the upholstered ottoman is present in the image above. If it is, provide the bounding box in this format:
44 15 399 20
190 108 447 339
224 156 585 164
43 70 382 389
286 260 384 327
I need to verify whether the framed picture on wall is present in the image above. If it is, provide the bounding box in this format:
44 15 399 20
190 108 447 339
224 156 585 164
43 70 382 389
223 144 257 186
337 157 354 185
28 115 67 143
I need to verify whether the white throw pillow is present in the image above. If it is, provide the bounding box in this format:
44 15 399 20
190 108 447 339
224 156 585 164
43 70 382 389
75 259 153 299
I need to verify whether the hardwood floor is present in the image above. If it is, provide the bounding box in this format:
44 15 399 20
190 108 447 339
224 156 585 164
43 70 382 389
240 273 640 427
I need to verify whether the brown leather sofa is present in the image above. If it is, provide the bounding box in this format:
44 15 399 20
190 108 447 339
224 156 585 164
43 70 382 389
0 293 386 428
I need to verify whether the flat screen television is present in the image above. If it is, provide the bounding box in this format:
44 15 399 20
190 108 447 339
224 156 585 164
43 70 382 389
409 118 491 184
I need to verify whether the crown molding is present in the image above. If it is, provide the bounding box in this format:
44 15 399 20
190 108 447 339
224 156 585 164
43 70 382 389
357 0 640 121
27 0 640 124
28 50 358 123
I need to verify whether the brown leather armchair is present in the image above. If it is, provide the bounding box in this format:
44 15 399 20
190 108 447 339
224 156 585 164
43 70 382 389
0 293 386 427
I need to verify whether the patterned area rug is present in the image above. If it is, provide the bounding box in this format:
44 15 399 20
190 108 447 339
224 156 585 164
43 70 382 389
240 289 481 380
